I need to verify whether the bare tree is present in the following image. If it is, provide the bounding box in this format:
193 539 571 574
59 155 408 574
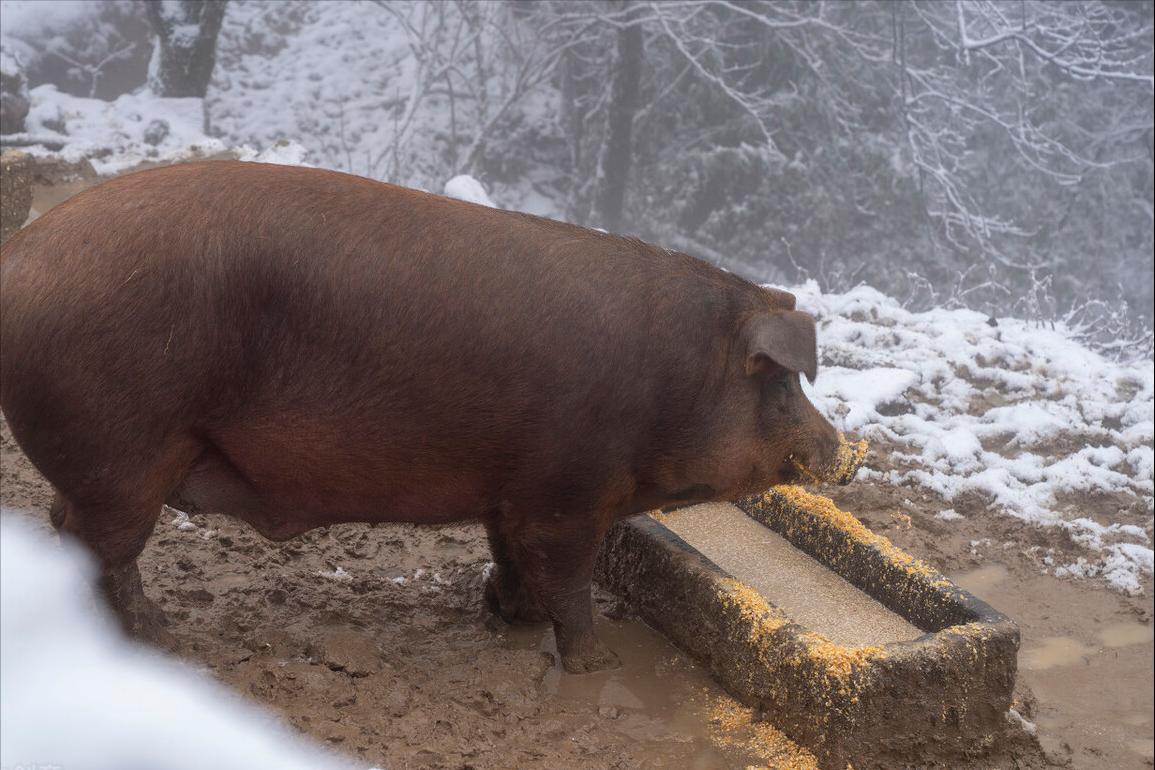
146 0 229 98
593 2 644 231
219 0 1149 326
368 0 600 183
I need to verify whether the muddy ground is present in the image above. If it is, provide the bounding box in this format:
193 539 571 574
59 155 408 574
5 416 1152 769
1 170 1152 769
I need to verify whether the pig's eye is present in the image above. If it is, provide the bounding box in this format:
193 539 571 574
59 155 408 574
769 378 791 394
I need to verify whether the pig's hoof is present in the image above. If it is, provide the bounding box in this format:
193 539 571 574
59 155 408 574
484 572 549 624
123 597 178 651
560 638 622 674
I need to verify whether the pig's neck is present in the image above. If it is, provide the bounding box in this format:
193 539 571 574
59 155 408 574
626 319 754 514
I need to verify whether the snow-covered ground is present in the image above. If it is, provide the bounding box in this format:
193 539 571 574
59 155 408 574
10 84 313 174
16 83 226 173
797 282 1154 594
0 513 362 770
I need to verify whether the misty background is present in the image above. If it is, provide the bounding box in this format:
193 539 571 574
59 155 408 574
2 0 1152 354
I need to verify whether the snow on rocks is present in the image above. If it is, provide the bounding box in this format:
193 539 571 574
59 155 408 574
0 46 30 134
15 84 227 174
792 281 1154 593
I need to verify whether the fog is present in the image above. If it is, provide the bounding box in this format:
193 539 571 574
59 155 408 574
2 0 1152 352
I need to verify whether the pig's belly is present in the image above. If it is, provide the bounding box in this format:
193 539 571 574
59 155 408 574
174 429 499 539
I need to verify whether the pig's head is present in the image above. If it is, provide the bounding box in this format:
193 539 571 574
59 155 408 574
712 289 863 496
649 288 866 509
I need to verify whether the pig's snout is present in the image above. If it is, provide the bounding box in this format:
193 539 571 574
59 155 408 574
787 433 867 486
826 434 868 485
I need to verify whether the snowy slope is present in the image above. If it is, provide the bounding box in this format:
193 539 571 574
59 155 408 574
795 281 1154 593
207 0 563 216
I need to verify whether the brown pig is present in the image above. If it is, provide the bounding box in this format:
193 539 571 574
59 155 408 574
0 161 847 673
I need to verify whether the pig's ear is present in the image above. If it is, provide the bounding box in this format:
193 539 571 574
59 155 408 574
764 287 797 311
743 310 818 383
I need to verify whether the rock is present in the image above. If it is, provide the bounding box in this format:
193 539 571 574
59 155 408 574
0 151 32 243
143 119 170 146
28 156 98 187
0 48 30 135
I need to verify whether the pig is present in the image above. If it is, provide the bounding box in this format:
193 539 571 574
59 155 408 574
0 161 848 673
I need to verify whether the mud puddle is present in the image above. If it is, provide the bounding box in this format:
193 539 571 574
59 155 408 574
951 563 1154 768
503 619 747 768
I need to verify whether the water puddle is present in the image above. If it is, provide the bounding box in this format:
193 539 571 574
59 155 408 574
503 616 761 767
951 564 1009 596
655 502 923 647
1017 621 1151 671
1020 636 1095 670
1098 622 1154 649
1127 738 1155 759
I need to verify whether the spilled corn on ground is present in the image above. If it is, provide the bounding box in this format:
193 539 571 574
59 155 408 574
708 697 820 770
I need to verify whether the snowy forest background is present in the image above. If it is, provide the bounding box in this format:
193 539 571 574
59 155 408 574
1 0 1153 354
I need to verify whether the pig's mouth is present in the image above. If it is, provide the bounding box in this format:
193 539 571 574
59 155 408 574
782 436 868 487
776 454 806 485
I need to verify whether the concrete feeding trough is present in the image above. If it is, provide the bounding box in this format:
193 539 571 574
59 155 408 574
595 486 1019 769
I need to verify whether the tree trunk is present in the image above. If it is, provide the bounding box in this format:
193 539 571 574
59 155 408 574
593 2 643 233
146 1 228 98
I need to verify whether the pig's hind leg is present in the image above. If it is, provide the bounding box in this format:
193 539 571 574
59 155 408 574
46 437 203 648
50 490 175 647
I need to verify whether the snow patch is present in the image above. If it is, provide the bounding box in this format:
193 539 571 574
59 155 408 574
791 280 1154 593
315 566 352 582
444 174 496 207
19 85 226 174
237 139 312 166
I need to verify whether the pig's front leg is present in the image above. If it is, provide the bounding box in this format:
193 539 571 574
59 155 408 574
513 517 621 674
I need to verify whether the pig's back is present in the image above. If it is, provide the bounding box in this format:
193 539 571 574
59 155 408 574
0 162 757 486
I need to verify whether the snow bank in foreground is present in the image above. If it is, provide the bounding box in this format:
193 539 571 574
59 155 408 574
792 281 1154 594
0 512 357 770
